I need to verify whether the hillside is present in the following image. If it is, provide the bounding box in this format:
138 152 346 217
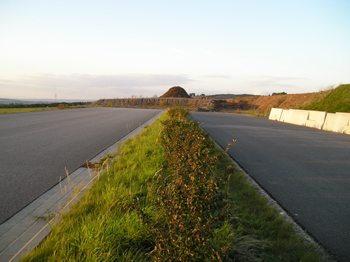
301 84 350 113
221 90 331 113
0 98 39 105
222 84 349 114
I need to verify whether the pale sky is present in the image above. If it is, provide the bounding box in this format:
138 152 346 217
1 0 350 100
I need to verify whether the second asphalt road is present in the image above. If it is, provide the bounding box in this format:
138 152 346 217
191 112 350 262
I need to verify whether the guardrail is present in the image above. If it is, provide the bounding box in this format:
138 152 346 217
269 108 350 135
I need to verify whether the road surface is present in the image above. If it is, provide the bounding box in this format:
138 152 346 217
191 112 350 262
0 107 161 224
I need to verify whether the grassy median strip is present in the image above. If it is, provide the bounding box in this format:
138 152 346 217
21 107 326 261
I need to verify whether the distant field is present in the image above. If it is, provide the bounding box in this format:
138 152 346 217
0 108 58 114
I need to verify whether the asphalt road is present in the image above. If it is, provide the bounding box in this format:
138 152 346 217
191 112 350 262
0 107 161 224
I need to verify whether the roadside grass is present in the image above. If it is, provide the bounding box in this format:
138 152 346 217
0 105 90 114
21 108 327 261
0 108 59 114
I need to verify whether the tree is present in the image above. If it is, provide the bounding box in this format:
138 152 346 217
272 92 287 96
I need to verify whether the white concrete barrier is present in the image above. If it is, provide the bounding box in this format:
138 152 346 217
322 113 350 133
306 111 327 129
269 108 350 135
336 112 350 116
289 109 309 126
336 112 350 122
305 120 317 129
342 125 350 135
268 108 283 121
280 110 293 123
336 113 350 134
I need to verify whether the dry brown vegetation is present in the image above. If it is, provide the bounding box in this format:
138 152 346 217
223 90 332 113
92 97 213 110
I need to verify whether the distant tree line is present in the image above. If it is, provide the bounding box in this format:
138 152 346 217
0 102 91 108
272 92 287 96
189 93 206 97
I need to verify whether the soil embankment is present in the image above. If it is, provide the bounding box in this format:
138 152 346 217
223 84 350 114
221 90 331 113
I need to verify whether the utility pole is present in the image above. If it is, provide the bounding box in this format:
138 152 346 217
55 93 57 103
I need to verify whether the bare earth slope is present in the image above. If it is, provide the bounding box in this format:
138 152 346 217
224 84 350 114
223 90 332 113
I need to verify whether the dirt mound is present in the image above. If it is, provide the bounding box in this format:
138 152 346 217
160 86 191 98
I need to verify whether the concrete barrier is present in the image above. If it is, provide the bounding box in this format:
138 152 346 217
280 110 293 123
289 109 309 126
322 113 350 133
268 108 283 121
305 120 318 129
269 108 350 135
342 125 350 135
336 113 350 134
336 112 350 122
336 112 350 116
306 111 327 129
